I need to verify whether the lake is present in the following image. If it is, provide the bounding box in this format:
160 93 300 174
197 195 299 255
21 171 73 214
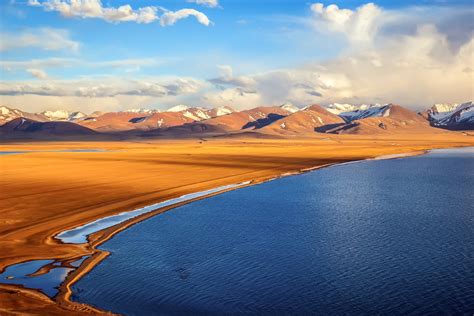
72 148 474 315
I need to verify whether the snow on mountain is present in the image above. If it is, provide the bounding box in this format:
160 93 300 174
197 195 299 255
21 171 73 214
41 110 87 121
166 105 235 120
167 105 190 112
182 110 205 121
68 112 87 120
0 106 49 124
430 103 459 115
332 104 389 122
429 101 473 130
42 110 71 121
124 108 160 114
192 108 211 120
326 103 361 114
0 106 25 123
214 106 234 116
280 102 300 113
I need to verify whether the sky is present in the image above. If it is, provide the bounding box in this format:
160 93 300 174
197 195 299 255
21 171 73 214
0 0 473 113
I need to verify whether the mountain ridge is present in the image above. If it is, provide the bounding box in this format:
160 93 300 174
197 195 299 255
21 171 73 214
1 102 471 140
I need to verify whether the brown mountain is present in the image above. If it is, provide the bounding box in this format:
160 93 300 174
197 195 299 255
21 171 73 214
154 106 291 137
325 105 438 134
0 117 98 140
259 105 345 136
0 106 48 125
77 107 234 132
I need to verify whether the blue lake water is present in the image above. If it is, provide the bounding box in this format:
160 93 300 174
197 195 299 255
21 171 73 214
72 148 474 315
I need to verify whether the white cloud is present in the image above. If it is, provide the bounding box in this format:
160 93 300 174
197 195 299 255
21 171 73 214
208 65 256 87
202 3 474 109
311 2 382 46
186 0 219 8
4 2 473 112
1 58 161 71
26 69 48 80
0 77 205 98
0 28 79 52
160 9 212 26
27 0 212 26
35 0 157 23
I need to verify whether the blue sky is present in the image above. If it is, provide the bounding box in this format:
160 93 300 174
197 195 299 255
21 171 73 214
0 0 473 112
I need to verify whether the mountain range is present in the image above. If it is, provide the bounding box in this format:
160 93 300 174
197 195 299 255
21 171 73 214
0 102 472 140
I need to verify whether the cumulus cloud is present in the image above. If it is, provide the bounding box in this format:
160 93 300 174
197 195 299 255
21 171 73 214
0 28 79 52
201 3 474 109
311 2 382 46
5 2 473 111
186 0 219 8
208 65 256 88
160 9 212 26
206 66 327 107
26 69 48 79
27 0 212 26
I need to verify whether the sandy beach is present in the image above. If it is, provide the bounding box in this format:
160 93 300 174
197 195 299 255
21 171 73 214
1 133 473 314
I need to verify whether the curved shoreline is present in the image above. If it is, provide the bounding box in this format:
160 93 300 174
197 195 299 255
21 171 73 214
55 148 430 313
1 144 470 314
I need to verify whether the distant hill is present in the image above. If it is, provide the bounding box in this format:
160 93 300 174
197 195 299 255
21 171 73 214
324 105 439 135
428 102 473 131
152 106 291 138
0 102 470 140
77 106 236 132
259 105 345 136
0 106 48 125
0 117 99 140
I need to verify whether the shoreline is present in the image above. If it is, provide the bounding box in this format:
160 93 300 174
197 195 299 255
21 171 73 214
38 148 434 313
1 142 472 314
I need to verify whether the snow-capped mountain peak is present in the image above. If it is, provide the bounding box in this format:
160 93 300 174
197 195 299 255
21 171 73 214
42 110 71 121
325 103 358 114
124 108 160 114
280 102 300 113
68 111 87 120
167 105 189 112
0 106 25 123
42 110 87 121
430 103 459 114
214 106 234 116
429 101 473 130
0 106 11 115
326 103 388 122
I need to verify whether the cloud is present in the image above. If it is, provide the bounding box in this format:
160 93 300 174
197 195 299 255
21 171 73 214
0 28 79 52
1 58 161 71
208 65 255 88
186 0 219 8
5 2 473 112
0 78 205 98
311 2 382 46
201 3 474 109
26 69 48 79
30 0 157 23
187 0 219 8
27 0 212 26
160 9 212 26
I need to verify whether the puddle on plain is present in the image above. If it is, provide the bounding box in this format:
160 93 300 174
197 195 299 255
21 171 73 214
0 151 28 155
57 182 251 244
0 256 88 297
0 149 107 155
